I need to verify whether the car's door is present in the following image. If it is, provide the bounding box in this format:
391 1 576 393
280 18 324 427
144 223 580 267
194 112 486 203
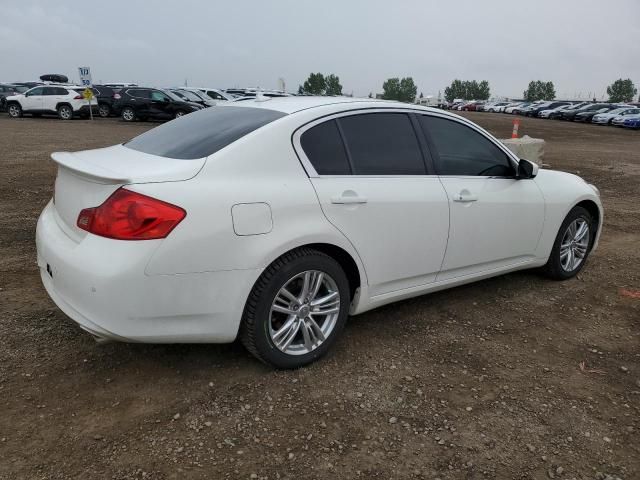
149 90 173 119
418 114 545 281
295 111 450 297
128 88 151 117
21 87 45 111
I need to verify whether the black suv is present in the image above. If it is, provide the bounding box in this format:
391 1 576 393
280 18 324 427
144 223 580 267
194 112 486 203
89 85 120 117
113 88 202 122
0 84 28 111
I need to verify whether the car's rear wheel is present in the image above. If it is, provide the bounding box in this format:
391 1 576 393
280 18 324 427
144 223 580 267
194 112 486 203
121 107 135 122
240 248 350 369
57 105 73 120
98 103 110 117
7 103 22 118
543 206 594 280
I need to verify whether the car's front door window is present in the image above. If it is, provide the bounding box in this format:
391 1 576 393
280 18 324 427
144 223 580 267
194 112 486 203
419 115 515 177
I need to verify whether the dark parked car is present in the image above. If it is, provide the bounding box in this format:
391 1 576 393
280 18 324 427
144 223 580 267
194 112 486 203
574 106 616 123
169 89 212 108
526 101 572 117
561 103 612 121
113 87 202 122
89 85 120 117
0 84 28 110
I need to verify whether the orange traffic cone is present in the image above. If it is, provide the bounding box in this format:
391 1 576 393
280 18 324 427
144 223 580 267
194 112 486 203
511 119 520 138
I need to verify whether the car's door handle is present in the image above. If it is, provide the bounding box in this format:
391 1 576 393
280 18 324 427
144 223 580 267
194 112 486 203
331 191 368 204
453 190 478 203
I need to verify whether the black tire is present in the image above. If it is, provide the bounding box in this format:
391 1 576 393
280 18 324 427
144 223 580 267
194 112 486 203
543 206 594 280
121 107 136 122
57 104 73 120
7 103 22 118
98 103 111 118
240 247 350 369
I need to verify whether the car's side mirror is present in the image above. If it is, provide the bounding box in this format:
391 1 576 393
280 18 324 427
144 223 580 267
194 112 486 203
517 159 539 179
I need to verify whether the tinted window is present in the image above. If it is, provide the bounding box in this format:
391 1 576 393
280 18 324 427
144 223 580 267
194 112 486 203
128 89 150 99
301 120 350 175
420 115 514 177
338 113 425 175
125 106 286 160
27 87 44 96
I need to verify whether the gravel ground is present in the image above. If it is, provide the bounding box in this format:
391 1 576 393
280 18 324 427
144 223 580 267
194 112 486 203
0 112 638 480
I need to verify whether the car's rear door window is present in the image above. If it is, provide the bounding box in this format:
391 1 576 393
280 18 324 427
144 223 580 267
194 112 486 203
300 120 351 175
125 106 286 159
337 112 426 175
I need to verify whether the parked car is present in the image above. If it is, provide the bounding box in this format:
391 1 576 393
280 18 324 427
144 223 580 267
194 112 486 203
547 103 588 119
5 85 98 120
35 97 602 368
508 102 533 114
112 87 202 122
90 85 120 117
196 87 235 102
178 88 222 105
574 107 613 123
527 101 572 117
504 102 529 114
612 112 640 127
169 88 214 107
561 103 612 121
495 102 520 113
622 115 640 129
463 101 485 111
484 102 510 112
592 107 639 125
0 83 28 110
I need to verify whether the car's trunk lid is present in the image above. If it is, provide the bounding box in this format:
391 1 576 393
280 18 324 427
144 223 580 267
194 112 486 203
51 144 205 240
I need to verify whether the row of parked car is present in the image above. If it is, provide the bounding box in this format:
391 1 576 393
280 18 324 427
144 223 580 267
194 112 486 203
0 82 290 121
445 99 640 129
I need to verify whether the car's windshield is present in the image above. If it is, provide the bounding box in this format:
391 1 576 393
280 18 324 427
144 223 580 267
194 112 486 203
162 90 184 102
176 90 201 102
124 106 286 160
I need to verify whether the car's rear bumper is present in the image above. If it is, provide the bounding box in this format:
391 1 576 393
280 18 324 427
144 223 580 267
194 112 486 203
36 201 258 343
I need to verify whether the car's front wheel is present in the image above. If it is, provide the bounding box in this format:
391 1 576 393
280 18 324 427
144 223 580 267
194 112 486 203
7 103 22 118
543 206 594 280
240 248 350 369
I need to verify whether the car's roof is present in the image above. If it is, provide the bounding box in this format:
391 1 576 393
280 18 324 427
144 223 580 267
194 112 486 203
225 96 438 115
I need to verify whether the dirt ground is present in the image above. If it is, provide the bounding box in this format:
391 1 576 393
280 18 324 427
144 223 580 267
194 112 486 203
0 111 638 480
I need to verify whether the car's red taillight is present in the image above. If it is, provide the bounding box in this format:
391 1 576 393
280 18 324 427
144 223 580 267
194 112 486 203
74 94 83 99
113 93 121 99
77 188 186 240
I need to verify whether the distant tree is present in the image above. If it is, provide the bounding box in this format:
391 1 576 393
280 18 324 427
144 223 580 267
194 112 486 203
444 79 490 101
523 80 556 101
382 77 417 102
368 92 373 98
419 92 424 99
606 78 637 103
324 74 343 96
297 85 304 95
444 79 465 102
476 80 491 100
302 73 326 95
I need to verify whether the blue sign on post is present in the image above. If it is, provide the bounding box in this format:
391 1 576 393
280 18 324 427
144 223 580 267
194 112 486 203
78 67 92 86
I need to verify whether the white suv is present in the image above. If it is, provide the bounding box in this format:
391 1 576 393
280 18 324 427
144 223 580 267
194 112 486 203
6 85 99 120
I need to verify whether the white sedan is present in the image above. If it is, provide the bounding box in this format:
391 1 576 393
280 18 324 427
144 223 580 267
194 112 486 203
36 97 603 368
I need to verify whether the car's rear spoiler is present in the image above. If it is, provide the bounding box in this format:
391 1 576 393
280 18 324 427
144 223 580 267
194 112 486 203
51 152 131 184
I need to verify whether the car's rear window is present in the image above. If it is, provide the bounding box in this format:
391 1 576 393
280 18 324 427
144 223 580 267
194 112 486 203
124 106 286 160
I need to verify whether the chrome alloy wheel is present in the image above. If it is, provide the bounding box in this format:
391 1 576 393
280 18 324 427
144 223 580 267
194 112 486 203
269 270 341 356
122 108 135 121
559 218 589 272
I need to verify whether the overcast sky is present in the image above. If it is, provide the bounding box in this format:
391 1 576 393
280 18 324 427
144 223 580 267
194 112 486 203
2 0 639 100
